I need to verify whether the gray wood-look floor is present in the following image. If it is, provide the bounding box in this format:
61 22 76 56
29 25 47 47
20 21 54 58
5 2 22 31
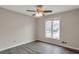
0 41 78 54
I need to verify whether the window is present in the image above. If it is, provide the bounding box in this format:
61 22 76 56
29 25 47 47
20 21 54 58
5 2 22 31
45 20 60 39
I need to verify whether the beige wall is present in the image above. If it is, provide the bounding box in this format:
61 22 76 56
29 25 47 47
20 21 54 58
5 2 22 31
0 7 79 51
0 7 36 51
36 8 79 50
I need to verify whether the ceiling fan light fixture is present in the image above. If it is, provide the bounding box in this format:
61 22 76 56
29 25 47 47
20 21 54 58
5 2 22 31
26 5 52 17
35 13 43 17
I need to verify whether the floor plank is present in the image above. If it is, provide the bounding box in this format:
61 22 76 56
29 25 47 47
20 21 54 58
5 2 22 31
0 41 78 54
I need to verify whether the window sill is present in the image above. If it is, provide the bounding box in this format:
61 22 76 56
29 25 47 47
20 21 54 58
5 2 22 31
45 37 59 40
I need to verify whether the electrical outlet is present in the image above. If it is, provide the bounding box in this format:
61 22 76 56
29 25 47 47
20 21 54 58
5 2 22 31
62 41 67 44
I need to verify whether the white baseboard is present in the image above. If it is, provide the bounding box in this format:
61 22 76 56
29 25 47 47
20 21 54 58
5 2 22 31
53 42 79 51
0 39 79 52
0 40 35 52
38 39 79 51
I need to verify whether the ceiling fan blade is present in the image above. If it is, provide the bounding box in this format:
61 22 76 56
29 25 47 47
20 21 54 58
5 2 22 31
32 14 36 16
26 10 35 12
44 10 52 13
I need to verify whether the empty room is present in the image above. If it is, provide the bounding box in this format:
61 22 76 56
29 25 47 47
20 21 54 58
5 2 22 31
0 5 79 54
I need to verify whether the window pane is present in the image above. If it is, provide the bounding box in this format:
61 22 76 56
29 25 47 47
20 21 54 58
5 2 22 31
45 20 60 39
45 21 52 37
53 20 60 39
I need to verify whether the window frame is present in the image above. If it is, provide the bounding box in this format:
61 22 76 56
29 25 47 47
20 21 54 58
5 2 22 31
45 20 60 40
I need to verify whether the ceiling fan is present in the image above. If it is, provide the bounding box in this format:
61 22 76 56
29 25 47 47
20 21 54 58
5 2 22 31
26 5 52 17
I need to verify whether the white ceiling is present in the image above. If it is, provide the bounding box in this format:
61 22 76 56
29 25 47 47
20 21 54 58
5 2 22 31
0 5 79 17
